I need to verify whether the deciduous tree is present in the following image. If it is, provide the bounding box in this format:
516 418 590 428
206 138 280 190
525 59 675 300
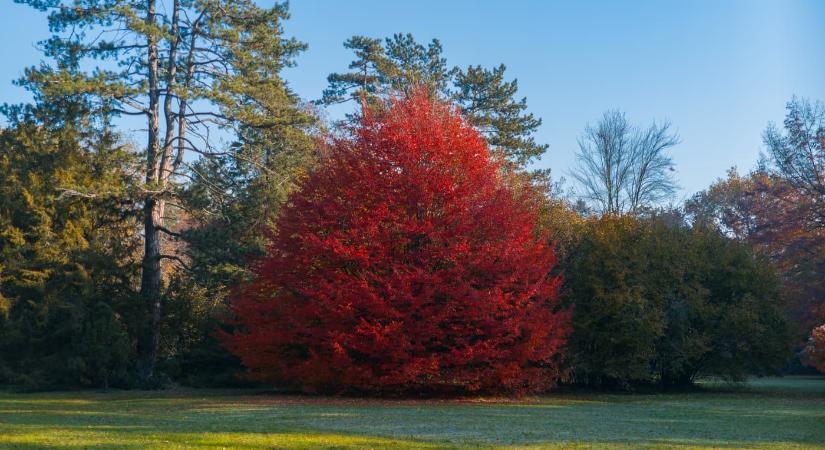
763 97 825 230
225 92 570 395
803 325 825 373
687 169 825 342
565 214 789 388
572 110 678 215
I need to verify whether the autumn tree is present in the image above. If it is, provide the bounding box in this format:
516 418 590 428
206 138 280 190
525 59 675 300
225 92 570 395
572 110 679 215
760 97 825 342
687 169 825 342
320 34 547 171
15 0 316 383
689 96 825 347
803 325 825 373
763 97 825 230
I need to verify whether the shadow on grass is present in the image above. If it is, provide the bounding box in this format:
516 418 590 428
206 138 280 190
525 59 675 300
0 376 822 449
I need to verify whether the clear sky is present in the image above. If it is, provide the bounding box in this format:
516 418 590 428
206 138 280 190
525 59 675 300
1 0 823 198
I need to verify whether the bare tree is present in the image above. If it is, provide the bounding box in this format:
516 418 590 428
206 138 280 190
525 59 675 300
626 121 680 211
572 110 679 215
763 97 825 229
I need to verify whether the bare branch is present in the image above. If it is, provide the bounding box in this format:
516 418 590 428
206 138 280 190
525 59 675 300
159 254 193 271
156 225 183 238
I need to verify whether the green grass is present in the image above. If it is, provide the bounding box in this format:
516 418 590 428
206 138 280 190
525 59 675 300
0 376 823 449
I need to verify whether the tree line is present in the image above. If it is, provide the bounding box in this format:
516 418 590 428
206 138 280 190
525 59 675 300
0 0 821 392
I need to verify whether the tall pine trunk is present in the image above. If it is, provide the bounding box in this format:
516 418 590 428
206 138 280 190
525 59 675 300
137 199 164 381
15 0 309 387
136 0 163 382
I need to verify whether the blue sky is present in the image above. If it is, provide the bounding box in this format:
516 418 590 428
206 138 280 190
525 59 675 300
1 0 823 198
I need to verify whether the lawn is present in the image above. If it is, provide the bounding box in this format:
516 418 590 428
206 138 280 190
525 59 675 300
0 376 822 449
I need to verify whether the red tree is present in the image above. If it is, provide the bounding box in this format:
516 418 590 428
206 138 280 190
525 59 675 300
224 92 570 395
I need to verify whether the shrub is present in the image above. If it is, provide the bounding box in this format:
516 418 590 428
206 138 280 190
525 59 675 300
566 214 790 388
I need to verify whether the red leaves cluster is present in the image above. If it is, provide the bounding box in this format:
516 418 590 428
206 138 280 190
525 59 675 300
224 92 570 395
805 325 825 373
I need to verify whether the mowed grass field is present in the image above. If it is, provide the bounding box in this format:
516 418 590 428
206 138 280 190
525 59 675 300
0 376 822 449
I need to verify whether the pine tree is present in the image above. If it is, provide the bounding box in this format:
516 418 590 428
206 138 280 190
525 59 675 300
15 0 316 382
320 34 547 170
320 36 392 104
453 64 547 168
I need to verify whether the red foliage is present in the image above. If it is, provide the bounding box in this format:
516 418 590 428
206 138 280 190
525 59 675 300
224 92 570 395
804 325 825 373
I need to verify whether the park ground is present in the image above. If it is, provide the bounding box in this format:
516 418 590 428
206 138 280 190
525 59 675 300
0 376 823 449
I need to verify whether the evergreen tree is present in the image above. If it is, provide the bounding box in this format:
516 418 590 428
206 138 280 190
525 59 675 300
320 36 390 104
15 0 316 383
320 34 547 170
0 121 139 389
452 64 547 168
161 122 318 386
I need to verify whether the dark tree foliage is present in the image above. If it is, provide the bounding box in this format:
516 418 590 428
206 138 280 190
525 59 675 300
320 33 547 171
687 169 825 345
566 214 790 388
162 123 318 387
0 122 140 389
14 0 315 383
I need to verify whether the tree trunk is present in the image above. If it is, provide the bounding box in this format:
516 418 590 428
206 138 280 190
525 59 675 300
136 0 163 383
137 198 164 381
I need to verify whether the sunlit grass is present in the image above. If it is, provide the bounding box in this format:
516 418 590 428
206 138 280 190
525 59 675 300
0 376 822 449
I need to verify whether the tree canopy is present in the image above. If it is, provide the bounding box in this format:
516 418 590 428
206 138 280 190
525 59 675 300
12 0 317 383
0 2 804 391
224 92 570 395
321 33 547 170
0 120 138 388
565 214 789 388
